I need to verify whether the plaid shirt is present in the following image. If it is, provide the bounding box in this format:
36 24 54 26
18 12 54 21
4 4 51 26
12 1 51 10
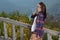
31 11 44 38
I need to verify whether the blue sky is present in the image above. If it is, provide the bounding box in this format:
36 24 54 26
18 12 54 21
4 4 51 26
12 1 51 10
0 0 60 16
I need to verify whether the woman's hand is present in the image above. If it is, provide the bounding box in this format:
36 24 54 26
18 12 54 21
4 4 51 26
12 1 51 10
32 11 36 15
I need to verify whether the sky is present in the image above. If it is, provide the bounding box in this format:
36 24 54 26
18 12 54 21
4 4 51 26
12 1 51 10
0 0 60 12
0 0 60 19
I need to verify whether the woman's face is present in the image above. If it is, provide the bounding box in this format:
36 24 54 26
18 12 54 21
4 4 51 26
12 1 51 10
37 4 42 12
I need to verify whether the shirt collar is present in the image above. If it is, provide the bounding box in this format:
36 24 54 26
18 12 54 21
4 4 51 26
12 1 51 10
38 11 43 13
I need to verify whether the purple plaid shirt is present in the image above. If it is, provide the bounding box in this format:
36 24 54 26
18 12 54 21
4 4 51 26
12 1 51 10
33 12 44 38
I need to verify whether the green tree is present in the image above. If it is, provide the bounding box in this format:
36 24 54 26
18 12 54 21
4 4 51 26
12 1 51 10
0 11 7 17
8 11 18 20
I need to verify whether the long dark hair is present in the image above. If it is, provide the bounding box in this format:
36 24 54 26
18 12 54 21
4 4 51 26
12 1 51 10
39 2 47 20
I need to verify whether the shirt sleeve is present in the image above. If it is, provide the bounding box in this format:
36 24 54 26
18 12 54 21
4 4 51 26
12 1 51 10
31 14 37 24
31 14 37 18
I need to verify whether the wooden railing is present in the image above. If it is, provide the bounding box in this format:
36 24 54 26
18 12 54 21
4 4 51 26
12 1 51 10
0 17 60 40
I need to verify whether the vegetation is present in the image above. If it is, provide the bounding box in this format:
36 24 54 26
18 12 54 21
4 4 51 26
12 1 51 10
0 11 60 40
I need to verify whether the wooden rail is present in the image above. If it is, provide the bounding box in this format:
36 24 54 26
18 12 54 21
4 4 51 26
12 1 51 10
0 17 60 40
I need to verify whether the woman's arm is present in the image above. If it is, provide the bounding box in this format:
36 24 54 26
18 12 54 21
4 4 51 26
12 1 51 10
31 13 37 18
31 13 37 24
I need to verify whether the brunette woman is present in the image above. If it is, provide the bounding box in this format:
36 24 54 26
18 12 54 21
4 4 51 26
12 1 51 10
30 2 47 40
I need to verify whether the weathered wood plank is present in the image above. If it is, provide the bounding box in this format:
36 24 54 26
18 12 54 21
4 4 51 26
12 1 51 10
20 26 24 40
47 33 52 40
58 32 60 40
3 21 8 39
0 17 30 28
59 35 60 40
12 24 16 40
44 28 59 36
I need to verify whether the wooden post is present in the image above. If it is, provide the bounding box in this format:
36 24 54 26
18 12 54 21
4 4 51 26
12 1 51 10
28 27 31 40
47 32 52 40
20 26 24 40
3 21 8 39
12 24 16 40
58 32 60 40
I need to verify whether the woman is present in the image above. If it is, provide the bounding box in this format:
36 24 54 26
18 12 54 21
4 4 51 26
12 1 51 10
30 2 47 40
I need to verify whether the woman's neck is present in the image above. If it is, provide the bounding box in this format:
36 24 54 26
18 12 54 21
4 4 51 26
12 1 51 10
38 11 43 13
